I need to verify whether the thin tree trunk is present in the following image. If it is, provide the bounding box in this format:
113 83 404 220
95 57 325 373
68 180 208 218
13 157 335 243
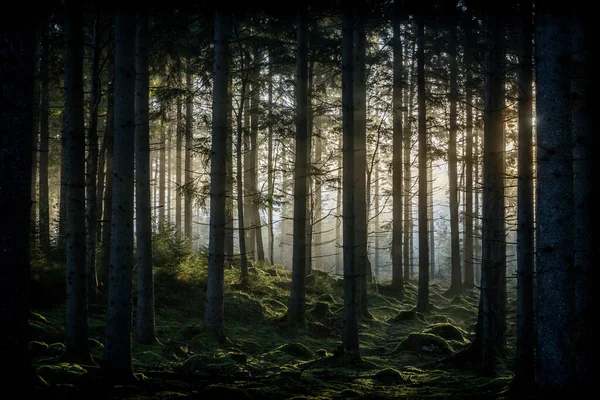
342 3 359 357
474 116 481 285
267 65 274 265
463 10 474 290
428 156 434 281
175 96 182 239
159 118 166 227
335 136 342 276
225 77 234 260
250 58 264 262
446 22 461 296
288 6 309 326
205 8 230 340
236 72 249 285
243 92 254 259
306 62 313 275
374 166 380 279
478 12 506 375
353 10 370 318
391 13 404 293
64 1 90 361
39 22 51 253
134 13 156 345
103 10 136 375
515 0 534 388
31 37 40 244
314 123 322 270
535 5 575 390
416 16 429 313
403 45 413 282
86 12 101 303
185 65 193 244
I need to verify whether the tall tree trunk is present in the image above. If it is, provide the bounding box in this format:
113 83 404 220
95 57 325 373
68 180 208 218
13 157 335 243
403 45 413 282
86 12 101 304
314 123 323 270
39 22 51 253
250 58 264 262
446 22 462 296
463 10 474 289
104 10 136 375
267 65 274 265
428 156 434 280
515 0 534 389
288 7 308 326
478 12 506 375
96 131 106 242
391 14 404 293
134 13 156 345
535 5 575 391
64 1 91 362
236 76 249 285
31 37 40 244
243 92 254 259
280 143 289 266
353 10 370 318
99 58 114 290
159 118 166 227
185 65 193 244
416 16 429 313
225 77 234 260
58 135 67 251
167 127 172 224
342 3 359 357
306 62 313 275
175 96 182 239
335 136 342 276
205 8 230 340
474 116 481 285
374 166 380 279
571 8 592 391
0 9 35 380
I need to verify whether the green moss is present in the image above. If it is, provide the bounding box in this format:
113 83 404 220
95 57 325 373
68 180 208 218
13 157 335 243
393 333 454 355
317 293 336 303
309 301 332 317
373 368 409 385
37 363 87 384
422 323 465 342
388 309 417 322
276 342 314 360
29 311 49 324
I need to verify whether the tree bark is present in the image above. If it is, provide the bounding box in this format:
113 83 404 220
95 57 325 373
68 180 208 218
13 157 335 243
39 22 51 253
515 0 534 389
249 57 264 262
205 8 230 340
64 1 91 361
416 16 429 313
391 13 404 294
103 10 136 375
288 6 309 326
134 13 156 345
535 5 575 391
185 65 193 244
463 10 474 289
176 96 182 239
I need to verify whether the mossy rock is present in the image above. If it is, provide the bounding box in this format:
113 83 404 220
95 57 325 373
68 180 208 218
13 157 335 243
388 309 416 322
394 333 454 355
180 354 237 374
134 351 165 366
426 314 456 325
29 320 63 343
450 295 472 307
201 384 253 399
422 323 465 342
373 368 409 385
309 301 332 316
316 349 328 357
317 293 336 303
442 305 477 321
29 311 49 324
225 293 265 324
28 341 49 356
276 342 314 360
37 363 88 384
264 268 279 277
229 352 247 364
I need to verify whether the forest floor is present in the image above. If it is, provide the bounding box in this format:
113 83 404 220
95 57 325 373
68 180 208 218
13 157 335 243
27 252 523 399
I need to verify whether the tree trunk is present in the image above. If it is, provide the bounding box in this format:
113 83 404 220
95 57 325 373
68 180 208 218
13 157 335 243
243 92 254 259
474 116 481 285
403 44 414 282
335 136 342 276
446 22 461 296
314 122 323 271
205 8 230 340
134 13 156 345
175 96 182 239
31 38 40 245
99 58 114 290
64 1 90 361
185 65 193 244
225 77 234 260
416 17 429 313
353 10 370 318
571 8 592 391
236 73 249 285
0 10 35 380
428 156 434 280
463 10 474 289
288 6 308 326
342 4 359 357
104 10 136 375
535 5 575 391
249 58 264 262
39 22 51 253
86 12 101 304
391 14 404 294
374 166 380 279
159 116 166 227
306 62 313 275
478 12 506 375
515 0 534 389
267 66 274 265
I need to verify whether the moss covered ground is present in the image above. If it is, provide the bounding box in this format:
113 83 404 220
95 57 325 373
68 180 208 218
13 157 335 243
26 255 519 399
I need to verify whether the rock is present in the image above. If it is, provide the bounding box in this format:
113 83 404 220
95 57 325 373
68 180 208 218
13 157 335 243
423 323 465 342
37 363 87 384
276 342 314 359
393 333 454 355
388 310 416 322
373 368 409 385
